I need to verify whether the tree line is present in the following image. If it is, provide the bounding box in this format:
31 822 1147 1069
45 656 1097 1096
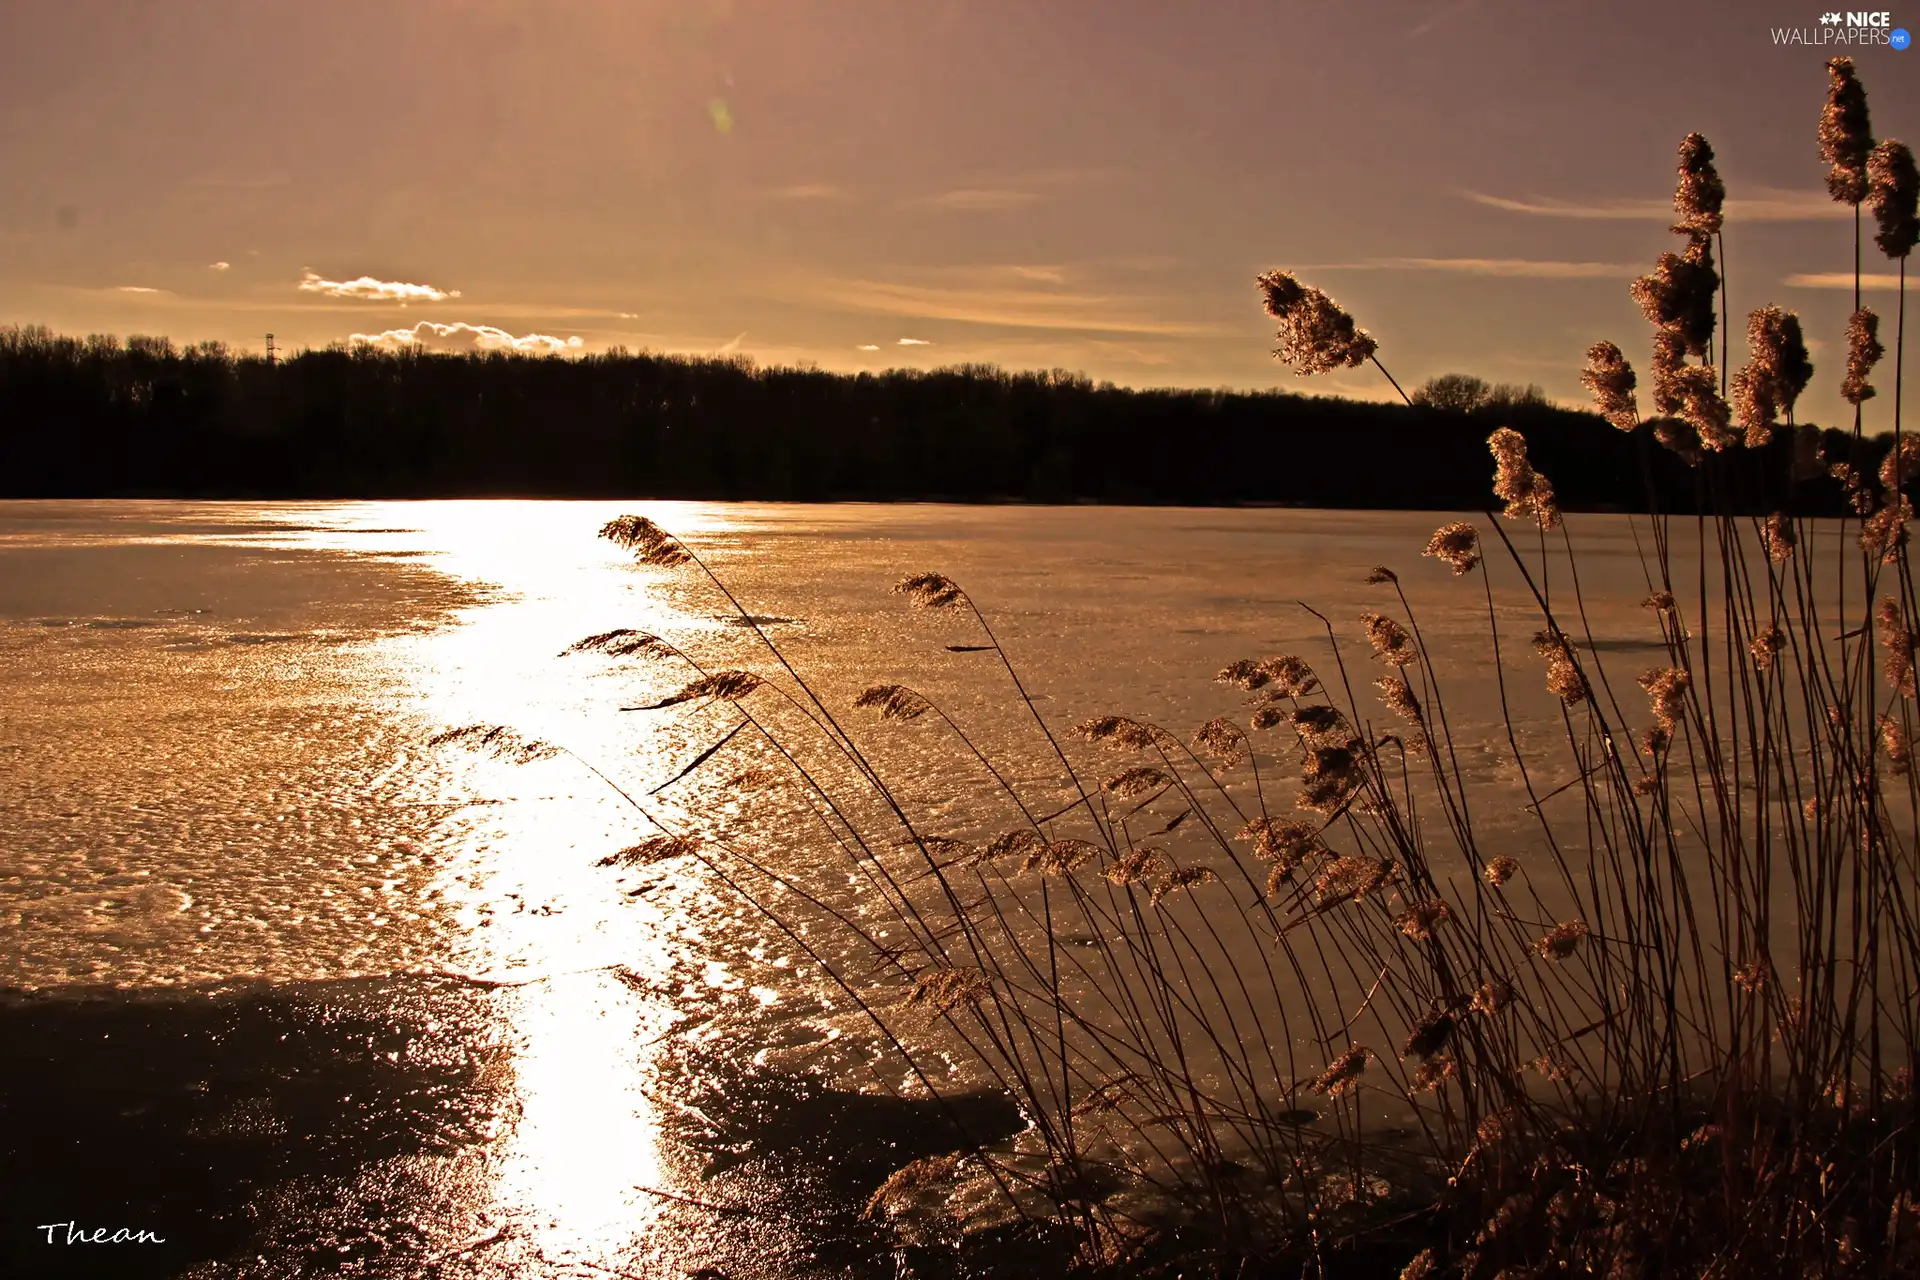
0 325 1882 513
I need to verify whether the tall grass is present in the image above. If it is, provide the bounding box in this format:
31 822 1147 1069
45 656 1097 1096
442 59 1920 1277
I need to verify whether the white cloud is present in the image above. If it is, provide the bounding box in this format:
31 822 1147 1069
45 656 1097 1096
208 261 231 272
908 188 1041 212
1461 187 1851 223
1785 271 1910 290
350 321 583 356
800 273 1220 337
769 182 849 201
855 343 881 351
116 285 162 293
1317 256 1638 279
300 270 459 303
897 336 932 345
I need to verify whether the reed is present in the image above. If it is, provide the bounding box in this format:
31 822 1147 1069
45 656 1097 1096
441 59 1920 1278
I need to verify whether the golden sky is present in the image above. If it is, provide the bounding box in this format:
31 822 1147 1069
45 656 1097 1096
2 0 1915 424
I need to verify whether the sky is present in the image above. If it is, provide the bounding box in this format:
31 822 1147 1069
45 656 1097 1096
1 0 1917 426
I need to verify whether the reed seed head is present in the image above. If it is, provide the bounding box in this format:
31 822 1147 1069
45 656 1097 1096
1365 565 1397 585
1749 624 1787 672
1538 919 1590 960
1879 713 1913 776
1867 139 1918 258
1239 817 1326 870
983 829 1045 862
1732 962 1771 995
1843 309 1884 405
1821 57 1873 205
595 834 702 867
1394 899 1452 942
599 514 693 566
1026 839 1101 875
893 572 966 609
1149 865 1216 905
1861 493 1913 563
1312 854 1393 903
1400 1248 1439 1280
1877 597 1917 696
1265 861 1294 899
1488 427 1561 529
1734 307 1814 445
1402 1008 1455 1060
645 670 764 708
1669 364 1736 453
1289 703 1352 745
908 966 991 1013
1102 765 1170 799
1639 666 1691 735
427 723 563 763
1300 744 1365 812
1256 270 1379 376
1642 590 1677 614
1762 513 1797 563
1362 612 1416 665
1193 716 1248 766
1471 977 1515 1016
1484 856 1519 887
564 628 675 660
1410 1058 1456 1094
854 684 932 721
1527 1055 1574 1084
1423 521 1482 574
1533 629 1590 705
1672 132 1726 237
1581 341 1641 432
1075 715 1175 750
1105 845 1169 886
1832 460 1877 515
1375 674 1423 724
1631 236 1719 357
1219 654 1320 697
1650 327 1686 414
1310 1045 1370 1098
1878 434 1920 491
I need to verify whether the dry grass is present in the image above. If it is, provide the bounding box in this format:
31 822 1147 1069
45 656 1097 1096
434 58 1920 1279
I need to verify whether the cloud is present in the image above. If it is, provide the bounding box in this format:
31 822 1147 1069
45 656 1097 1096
1317 256 1638 279
897 337 932 345
908 188 1042 212
1460 187 1851 223
802 274 1221 336
349 321 583 355
855 343 881 351
1785 272 1910 290
299 270 460 303
208 261 231 272
718 330 747 354
116 285 163 293
769 182 848 201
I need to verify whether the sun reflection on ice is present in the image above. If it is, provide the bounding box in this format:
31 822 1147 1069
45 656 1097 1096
492 970 669 1264
276 500 743 1271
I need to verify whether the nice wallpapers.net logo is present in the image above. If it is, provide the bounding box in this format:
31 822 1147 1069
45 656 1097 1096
1774 11 1912 47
